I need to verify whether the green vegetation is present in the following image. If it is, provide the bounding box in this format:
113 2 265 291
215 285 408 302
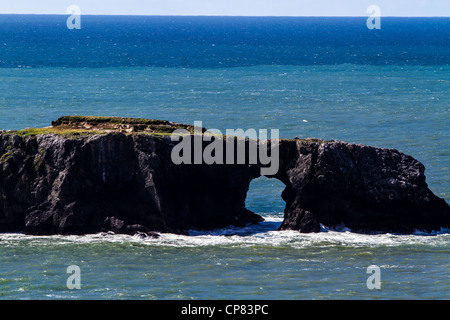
34 147 46 170
0 115 194 138
0 116 329 143
0 127 182 139
51 115 194 134
0 151 12 162
5 127 106 139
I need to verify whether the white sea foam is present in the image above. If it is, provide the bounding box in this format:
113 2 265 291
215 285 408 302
0 216 448 248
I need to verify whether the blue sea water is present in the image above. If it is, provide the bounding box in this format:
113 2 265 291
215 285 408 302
0 15 449 300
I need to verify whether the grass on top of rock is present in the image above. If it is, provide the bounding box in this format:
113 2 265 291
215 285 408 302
51 115 195 134
6 127 106 139
0 116 198 138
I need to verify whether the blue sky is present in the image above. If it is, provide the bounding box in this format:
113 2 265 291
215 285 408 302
0 0 449 16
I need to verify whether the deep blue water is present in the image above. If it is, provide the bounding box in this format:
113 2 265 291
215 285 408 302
0 15 449 67
0 15 449 300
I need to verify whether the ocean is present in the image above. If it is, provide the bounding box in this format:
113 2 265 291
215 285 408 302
0 15 449 300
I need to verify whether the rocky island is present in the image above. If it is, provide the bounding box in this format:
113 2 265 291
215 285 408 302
0 116 448 236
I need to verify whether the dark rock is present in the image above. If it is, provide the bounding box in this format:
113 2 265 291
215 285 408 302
133 231 160 239
278 140 450 233
133 231 148 239
278 208 321 233
103 216 126 234
0 118 448 235
0 130 263 235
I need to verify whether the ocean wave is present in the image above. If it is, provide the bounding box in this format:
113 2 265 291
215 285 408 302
0 217 448 249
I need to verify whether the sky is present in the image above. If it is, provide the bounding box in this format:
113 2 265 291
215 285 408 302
0 0 449 17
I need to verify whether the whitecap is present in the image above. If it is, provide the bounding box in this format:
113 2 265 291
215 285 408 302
0 217 448 249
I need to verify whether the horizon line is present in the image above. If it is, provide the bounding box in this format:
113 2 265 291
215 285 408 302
0 13 450 18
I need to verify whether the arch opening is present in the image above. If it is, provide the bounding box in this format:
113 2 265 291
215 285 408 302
245 176 286 223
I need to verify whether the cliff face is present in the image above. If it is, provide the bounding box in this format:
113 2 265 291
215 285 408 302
276 140 450 233
0 132 262 235
0 117 448 235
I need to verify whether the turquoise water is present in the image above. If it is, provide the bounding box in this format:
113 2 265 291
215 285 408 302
1 65 448 199
0 16 449 300
1 220 449 299
0 64 449 300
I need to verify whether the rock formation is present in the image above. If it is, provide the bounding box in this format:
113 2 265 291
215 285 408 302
0 116 448 236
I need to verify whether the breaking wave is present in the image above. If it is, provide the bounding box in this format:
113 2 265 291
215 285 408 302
0 215 448 249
